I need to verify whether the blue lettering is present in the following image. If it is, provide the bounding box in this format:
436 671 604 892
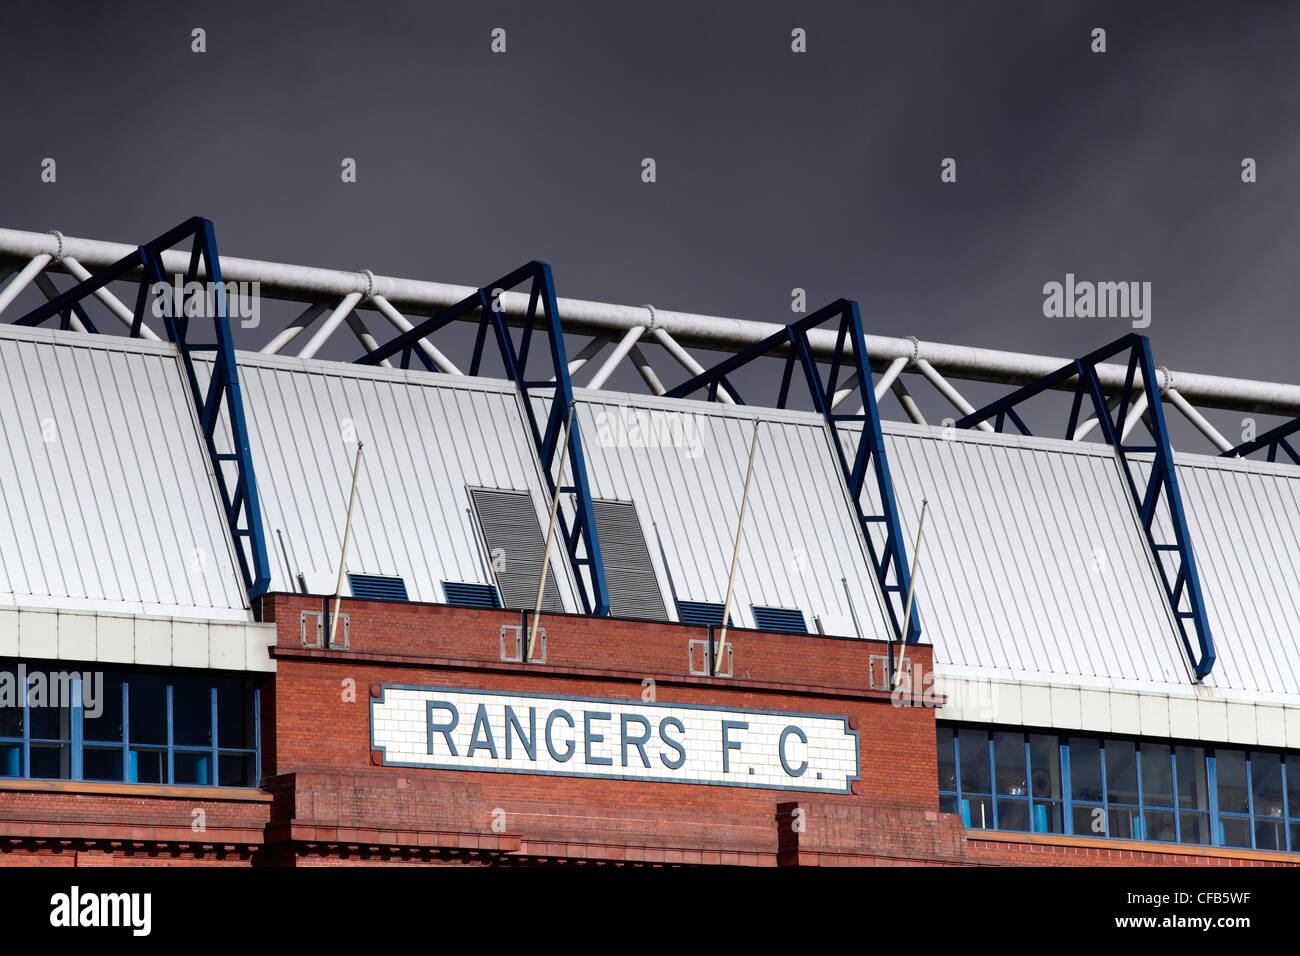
426 701 459 756
721 720 747 773
505 705 537 760
659 716 686 770
584 711 613 766
546 709 575 762
779 725 808 777
620 713 651 768
467 703 498 758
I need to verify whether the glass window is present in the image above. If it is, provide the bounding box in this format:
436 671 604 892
1069 737 1103 803
83 672 124 743
1251 753 1284 820
1180 812 1211 845
129 675 168 746
171 678 212 747
0 662 259 789
1105 740 1139 807
1288 757 1300 820
1144 809 1176 843
994 732 1027 796
936 727 956 792
1141 744 1174 808
959 732 991 795
0 665 22 738
1216 749 1250 815
1029 735 1061 800
217 677 257 751
1176 746 1209 811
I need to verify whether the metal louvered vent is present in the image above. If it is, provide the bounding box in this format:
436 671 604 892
752 605 808 634
347 573 409 601
590 499 668 621
469 488 565 613
677 600 733 627
442 581 500 609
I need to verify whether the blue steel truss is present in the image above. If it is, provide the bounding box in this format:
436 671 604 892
1224 419 1300 464
956 333 1216 680
356 261 611 617
13 217 273 600
663 299 921 644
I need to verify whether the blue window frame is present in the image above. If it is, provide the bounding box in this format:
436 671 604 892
938 724 1300 852
0 662 260 789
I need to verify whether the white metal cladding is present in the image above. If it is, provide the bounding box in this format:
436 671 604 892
0 325 248 619
1156 452 1300 697
219 352 582 610
843 421 1194 686
545 389 894 638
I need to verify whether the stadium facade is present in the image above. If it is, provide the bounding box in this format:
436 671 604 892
0 218 1297 866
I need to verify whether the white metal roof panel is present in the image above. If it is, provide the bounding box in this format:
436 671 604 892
847 421 1193 686
227 353 582 610
559 390 893 638
1161 452 1300 697
0 325 247 619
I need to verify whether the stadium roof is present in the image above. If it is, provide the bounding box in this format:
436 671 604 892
1 219 1297 708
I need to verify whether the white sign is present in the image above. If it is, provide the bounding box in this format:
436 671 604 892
371 685 859 793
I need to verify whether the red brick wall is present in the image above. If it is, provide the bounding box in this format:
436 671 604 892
262 594 939 865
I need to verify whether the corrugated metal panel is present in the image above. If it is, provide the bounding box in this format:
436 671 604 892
222 353 581 611
847 421 1192 685
1161 453 1300 697
470 487 564 612
549 390 892 639
0 326 247 619
591 498 668 621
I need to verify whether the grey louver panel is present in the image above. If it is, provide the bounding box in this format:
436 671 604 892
469 488 565 613
591 499 668 621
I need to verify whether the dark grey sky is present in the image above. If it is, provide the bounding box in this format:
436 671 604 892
1 0 1296 438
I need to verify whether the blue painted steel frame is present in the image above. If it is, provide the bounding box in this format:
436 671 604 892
956 333 1216 680
356 261 611 617
663 299 921 644
12 217 273 599
1224 419 1300 464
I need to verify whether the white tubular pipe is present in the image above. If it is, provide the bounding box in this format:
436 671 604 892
891 378 928 426
1166 388 1234 453
370 294 462 374
262 302 327 354
830 372 860 410
62 256 162 341
585 325 646 390
345 312 391 367
628 343 666 396
873 356 910 404
1121 392 1149 441
915 359 995 432
2 226 1298 416
33 274 88 332
652 327 737 405
0 254 52 317
298 292 364 359
560 337 609 379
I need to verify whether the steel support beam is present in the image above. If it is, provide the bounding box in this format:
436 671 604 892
11 217 273 601
958 333 1216 680
358 261 611 617
664 299 921 644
